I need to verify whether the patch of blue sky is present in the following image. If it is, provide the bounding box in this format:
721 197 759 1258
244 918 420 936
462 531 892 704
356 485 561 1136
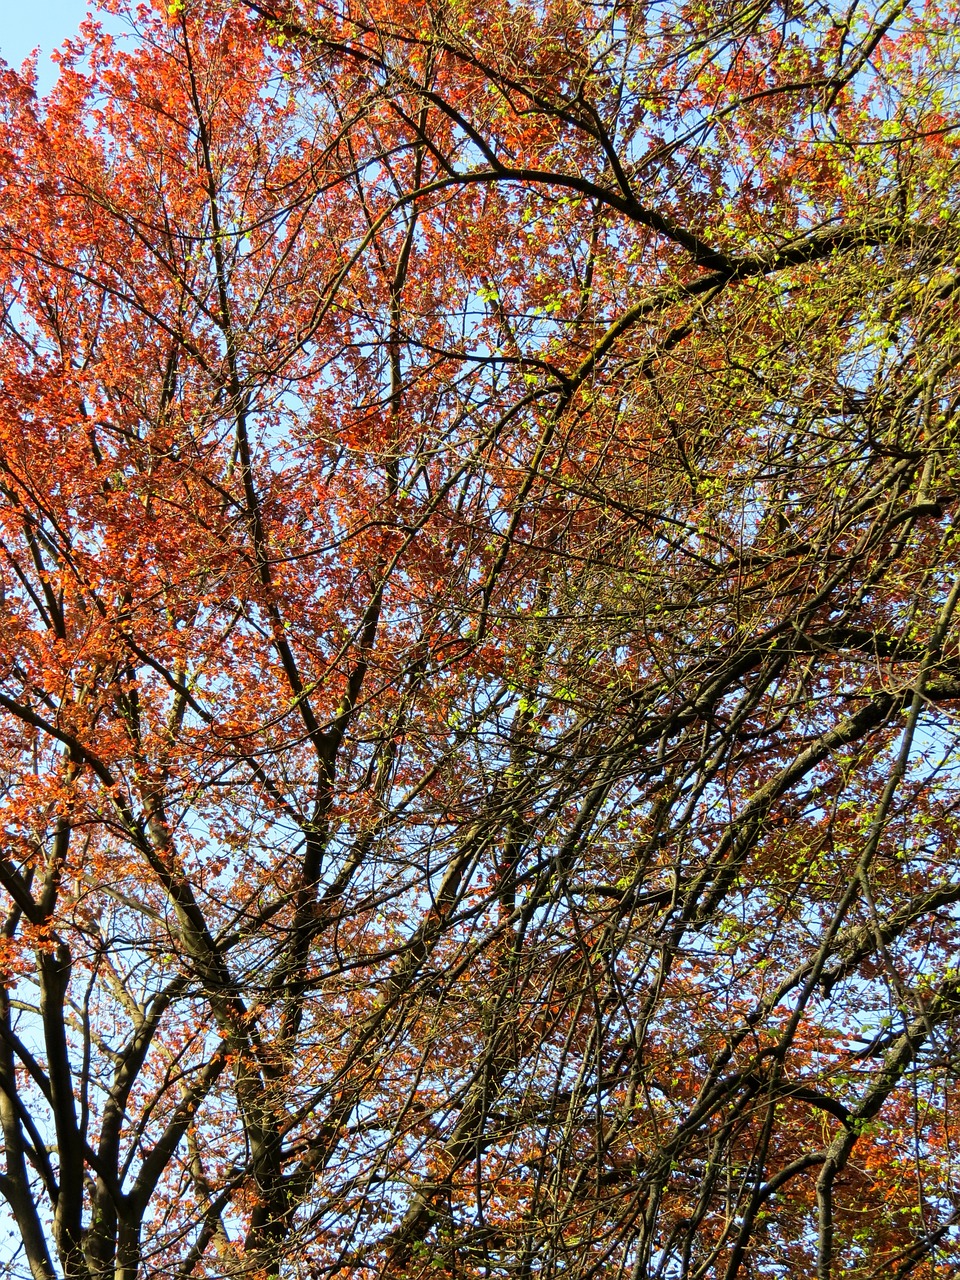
0 1 107 97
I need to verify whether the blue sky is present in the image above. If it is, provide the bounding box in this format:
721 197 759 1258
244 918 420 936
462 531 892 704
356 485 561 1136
0 1 94 93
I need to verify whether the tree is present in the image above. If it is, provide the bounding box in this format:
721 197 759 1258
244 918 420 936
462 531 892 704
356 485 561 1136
0 0 959 1275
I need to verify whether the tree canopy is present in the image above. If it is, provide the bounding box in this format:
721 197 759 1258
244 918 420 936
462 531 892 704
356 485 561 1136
1 0 960 1276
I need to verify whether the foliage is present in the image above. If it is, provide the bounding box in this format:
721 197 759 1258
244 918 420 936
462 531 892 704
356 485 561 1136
1 0 960 1276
